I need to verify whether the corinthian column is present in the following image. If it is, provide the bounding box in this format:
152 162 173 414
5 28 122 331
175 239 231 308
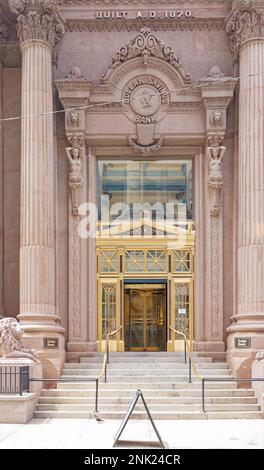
226 0 264 376
8 0 65 377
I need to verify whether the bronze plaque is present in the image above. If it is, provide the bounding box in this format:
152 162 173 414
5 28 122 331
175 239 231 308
235 337 251 349
43 338 59 349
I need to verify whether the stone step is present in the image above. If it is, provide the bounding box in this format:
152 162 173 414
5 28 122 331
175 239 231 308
80 352 202 357
39 396 257 405
79 356 213 364
60 374 231 382
40 388 255 398
56 381 238 390
33 410 264 420
62 368 231 377
63 362 229 370
36 402 260 412
36 352 259 421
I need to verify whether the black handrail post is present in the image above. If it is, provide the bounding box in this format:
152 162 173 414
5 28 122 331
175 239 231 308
107 337 110 365
188 357 192 383
202 379 205 413
95 378 99 413
184 340 187 364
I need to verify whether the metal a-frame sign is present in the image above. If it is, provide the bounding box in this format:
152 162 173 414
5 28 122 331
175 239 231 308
113 389 165 448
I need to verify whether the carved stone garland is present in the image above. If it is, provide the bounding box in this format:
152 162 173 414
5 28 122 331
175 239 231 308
72 216 81 338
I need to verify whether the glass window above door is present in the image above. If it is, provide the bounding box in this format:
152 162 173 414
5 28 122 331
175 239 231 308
97 160 193 222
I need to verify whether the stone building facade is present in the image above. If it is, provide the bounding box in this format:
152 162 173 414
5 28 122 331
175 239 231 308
0 0 263 379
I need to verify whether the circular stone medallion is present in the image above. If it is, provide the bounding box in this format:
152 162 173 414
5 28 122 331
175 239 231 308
130 85 161 117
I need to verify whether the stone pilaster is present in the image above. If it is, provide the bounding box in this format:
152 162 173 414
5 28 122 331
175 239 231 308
8 0 65 377
198 68 237 360
55 72 97 361
226 0 264 377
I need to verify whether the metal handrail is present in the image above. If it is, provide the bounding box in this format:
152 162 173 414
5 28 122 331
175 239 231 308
169 326 204 382
99 325 123 383
29 326 124 417
30 376 100 415
201 377 264 413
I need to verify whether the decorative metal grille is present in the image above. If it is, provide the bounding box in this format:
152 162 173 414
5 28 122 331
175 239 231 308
174 250 191 273
175 283 190 339
102 283 117 338
146 250 166 272
125 250 145 272
100 250 118 273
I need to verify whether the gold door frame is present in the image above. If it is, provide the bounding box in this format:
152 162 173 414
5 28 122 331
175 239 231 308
97 222 195 352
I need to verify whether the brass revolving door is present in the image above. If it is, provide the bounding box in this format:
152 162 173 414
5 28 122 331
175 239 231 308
124 284 166 351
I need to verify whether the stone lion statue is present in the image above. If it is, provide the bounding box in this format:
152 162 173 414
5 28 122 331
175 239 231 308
0 317 39 362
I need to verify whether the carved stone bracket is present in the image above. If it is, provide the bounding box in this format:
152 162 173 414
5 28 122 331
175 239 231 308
8 0 65 49
206 134 226 217
226 0 264 58
66 133 85 216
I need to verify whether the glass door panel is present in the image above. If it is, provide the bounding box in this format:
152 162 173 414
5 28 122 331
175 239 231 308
124 285 166 351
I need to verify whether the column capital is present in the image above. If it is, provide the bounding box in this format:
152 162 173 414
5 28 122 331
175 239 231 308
8 0 64 50
226 0 264 58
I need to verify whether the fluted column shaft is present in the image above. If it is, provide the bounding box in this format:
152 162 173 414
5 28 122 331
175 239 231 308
20 39 56 320
237 39 264 322
8 0 64 334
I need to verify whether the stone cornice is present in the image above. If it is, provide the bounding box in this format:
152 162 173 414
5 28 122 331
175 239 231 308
66 18 225 33
226 0 264 57
8 0 65 49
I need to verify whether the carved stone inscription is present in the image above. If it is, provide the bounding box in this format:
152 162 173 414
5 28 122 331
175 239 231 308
123 75 169 123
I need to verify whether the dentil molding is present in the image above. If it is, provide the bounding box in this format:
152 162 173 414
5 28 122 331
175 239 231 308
66 18 225 33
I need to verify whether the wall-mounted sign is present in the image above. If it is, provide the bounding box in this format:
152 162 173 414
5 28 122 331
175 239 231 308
43 338 59 349
96 11 193 20
235 337 251 349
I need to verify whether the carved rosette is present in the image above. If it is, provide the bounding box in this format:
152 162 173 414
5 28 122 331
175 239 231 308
8 0 64 49
226 0 264 57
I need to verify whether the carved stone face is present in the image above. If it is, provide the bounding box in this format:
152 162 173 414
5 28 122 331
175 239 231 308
72 147 80 159
70 112 80 125
214 112 222 123
211 147 220 159
210 111 223 127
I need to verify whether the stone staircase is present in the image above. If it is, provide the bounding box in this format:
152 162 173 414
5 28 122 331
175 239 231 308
34 352 264 420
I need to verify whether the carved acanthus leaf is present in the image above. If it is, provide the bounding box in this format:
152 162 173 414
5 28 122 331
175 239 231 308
8 0 65 49
226 0 264 58
101 27 191 84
